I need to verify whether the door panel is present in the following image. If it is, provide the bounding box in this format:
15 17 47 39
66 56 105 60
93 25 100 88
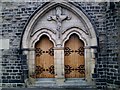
64 34 85 78
35 35 54 78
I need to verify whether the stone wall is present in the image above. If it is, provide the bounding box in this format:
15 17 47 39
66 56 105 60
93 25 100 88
1 2 44 87
1 1 120 89
105 2 120 89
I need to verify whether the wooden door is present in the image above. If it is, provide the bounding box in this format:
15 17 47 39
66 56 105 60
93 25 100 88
64 34 85 78
35 35 54 78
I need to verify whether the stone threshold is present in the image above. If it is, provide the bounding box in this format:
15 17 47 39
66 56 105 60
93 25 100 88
31 84 96 89
29 78 96 89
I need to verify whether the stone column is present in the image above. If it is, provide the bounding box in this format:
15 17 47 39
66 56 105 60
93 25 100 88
90 48 97 85
90 48 96 74
84 47 91 82
85 46 96 85
54 47 65 83
25 49 35 86
28 50 35 77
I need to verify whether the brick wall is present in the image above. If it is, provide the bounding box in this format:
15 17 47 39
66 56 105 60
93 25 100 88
1 2 44 87
105 2 120 89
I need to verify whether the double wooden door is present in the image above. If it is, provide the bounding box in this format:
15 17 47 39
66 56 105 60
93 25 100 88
35 35 54 78
34 34 85 78
64 34 85 78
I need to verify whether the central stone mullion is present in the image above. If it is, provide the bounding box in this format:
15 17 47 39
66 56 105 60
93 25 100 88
54 47 65 83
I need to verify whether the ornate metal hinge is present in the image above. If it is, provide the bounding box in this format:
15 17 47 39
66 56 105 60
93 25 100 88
35 47 54 56
64 47 84 56
30 65 55 78
65 65 85 74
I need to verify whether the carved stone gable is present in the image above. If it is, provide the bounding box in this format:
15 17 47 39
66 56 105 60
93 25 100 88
31 6 90 40
47 6 71 38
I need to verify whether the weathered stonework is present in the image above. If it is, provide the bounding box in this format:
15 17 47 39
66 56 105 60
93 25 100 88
1 1 120 89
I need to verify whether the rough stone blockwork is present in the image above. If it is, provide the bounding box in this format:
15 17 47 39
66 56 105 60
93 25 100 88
1 2 44 87
105 2 120 89
1 1 120 89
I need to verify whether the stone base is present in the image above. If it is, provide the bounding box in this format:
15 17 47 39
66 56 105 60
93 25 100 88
29 78 96 89
56 77 65 84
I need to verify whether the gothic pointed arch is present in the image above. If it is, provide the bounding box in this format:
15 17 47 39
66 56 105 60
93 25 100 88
20 2 98 49
20 2 98 86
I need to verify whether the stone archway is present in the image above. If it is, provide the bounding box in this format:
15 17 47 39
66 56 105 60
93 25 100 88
21 2 98 86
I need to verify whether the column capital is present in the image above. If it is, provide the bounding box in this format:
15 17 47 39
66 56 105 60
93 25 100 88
54 47 64 50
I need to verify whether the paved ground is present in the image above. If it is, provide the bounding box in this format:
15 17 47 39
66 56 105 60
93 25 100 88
2 88 97 90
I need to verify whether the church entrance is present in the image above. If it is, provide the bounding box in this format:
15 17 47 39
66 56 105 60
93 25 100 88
35 35 54 78
21 2 98 87
64 34 85 78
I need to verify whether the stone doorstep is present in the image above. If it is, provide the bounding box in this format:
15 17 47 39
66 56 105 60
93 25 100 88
34 78 87 84
32 84 96 89
2 88 97 90
32 84 96 88
31 79 96 88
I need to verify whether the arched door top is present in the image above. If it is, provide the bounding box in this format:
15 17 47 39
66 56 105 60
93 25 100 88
62 27 88 47
30 30 56 48
21 2 97 49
